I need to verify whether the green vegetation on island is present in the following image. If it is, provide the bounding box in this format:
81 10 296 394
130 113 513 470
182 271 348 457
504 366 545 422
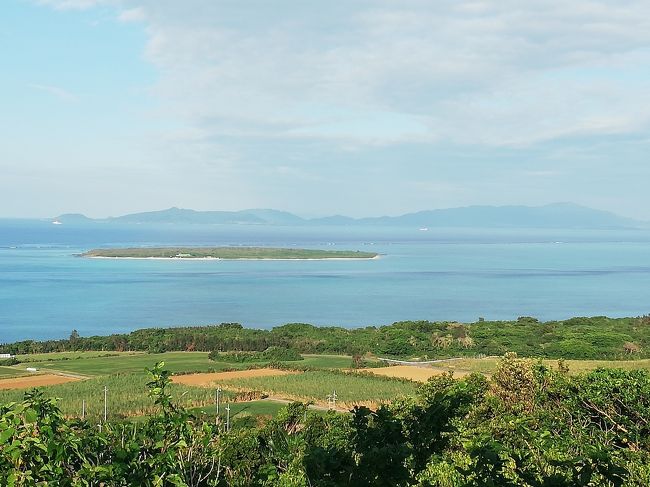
4 315 650 361
81 246 378 259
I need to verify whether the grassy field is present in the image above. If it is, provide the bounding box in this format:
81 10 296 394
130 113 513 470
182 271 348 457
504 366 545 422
0 373 237 421
190 400 287 419
299 354 359 368
0 353 365 419
216 370 417 407
0 366 30 378
7 350 650 421
82 247 378 259
15 352 356 376
430 357 650 375
16 352 233 376
17 351 144 362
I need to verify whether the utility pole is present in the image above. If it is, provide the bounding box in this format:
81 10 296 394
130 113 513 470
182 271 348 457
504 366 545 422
215 387 221 415
82 399 86 420
327 390 338 410
103 386 108 422
226 404 231 432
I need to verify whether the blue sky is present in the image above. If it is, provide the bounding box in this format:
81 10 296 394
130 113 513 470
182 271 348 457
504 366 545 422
2 0 650 219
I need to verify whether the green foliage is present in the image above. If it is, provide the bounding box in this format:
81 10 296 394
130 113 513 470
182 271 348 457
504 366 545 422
2 359 650 485
5 315 650 361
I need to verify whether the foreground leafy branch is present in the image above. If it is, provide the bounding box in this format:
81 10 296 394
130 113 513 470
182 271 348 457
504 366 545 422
1 356 650 486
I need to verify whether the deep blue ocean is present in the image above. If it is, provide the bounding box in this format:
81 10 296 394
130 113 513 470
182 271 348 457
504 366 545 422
2 219 650 343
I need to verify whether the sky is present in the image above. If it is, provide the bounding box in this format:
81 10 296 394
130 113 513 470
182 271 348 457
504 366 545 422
2 0 650 219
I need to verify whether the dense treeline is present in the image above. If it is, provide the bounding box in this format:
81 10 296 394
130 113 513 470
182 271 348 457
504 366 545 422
2 357 650 486
3 315 650 360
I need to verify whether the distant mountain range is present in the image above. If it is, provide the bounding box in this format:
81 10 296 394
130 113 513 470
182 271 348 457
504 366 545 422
54 203 647 229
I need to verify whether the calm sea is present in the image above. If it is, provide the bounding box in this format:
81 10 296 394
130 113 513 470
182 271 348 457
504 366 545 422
2 219 650 343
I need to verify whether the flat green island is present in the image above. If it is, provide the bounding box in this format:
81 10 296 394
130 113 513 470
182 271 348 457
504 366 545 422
81 247 378 260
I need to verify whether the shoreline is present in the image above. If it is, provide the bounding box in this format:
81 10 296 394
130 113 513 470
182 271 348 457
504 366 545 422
83 255 381 261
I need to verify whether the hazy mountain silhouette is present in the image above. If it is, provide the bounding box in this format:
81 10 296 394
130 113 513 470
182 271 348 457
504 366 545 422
54 203 645 229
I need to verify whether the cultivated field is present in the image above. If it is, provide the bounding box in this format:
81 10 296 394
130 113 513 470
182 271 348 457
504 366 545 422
0 374 80 389
215 370 417 408
172 368 299 387
5 349 649 421
189 400 298 423
360 365 470 382
14 352 354 376
0 353 363 419
15 351 223 376
300 354 359 368
0 373 235 421
0 366 30 378
17 351 144 362
430 357 650 375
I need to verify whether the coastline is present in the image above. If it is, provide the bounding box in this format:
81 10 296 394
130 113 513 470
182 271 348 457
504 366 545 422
83 255 381 261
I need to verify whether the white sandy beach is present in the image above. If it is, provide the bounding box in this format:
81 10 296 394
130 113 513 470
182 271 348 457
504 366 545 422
84 255 381 261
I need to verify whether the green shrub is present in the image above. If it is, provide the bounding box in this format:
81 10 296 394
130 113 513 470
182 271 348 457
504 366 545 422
260 346 303 362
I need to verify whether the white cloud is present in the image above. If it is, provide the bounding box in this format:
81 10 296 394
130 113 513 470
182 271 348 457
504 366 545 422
24 0 650 218
33 0 650 146
35 0 113 10
29 83 78 101
118 7 145 22
93 0 649 148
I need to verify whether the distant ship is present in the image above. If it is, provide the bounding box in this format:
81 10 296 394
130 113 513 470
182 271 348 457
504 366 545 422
51 220 62 225
419 227 429 231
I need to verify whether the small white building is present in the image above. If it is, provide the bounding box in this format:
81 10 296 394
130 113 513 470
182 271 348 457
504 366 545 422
0 353 14 359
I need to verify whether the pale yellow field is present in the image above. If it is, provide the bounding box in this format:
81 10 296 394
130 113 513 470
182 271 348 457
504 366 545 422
0 374 80 390
360 365 470 382
431 357 650 375
171 368 300 387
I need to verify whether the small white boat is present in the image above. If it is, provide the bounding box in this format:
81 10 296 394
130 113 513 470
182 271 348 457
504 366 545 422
52 220 62 225
419 227 429 231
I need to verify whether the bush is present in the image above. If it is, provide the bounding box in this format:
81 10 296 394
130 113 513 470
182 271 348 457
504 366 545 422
260 346 303 362
209 350 255 362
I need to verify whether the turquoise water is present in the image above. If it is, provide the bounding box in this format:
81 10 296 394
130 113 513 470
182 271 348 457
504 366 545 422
2 220 650 342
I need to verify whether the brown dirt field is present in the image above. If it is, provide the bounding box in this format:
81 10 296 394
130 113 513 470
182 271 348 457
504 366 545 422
0 374 80 390
361 365 471 382
172 369 300 387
